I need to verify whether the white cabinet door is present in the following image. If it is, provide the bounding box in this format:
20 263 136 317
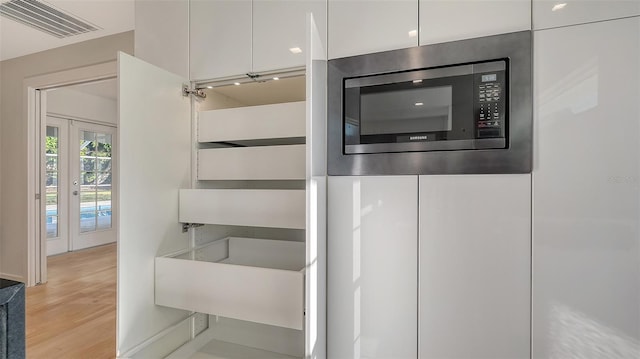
328 0 418 59
190 0 252 80
533 0 640 30
419 0 531 46
305 12 328 359
419 174 531 359
328 176 418 359
117 52 192 355
253 0 327 72
533 17 640 358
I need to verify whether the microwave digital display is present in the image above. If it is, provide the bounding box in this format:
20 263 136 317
343 60 508 155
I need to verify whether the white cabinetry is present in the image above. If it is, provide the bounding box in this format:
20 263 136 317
419 0 531 45
190 0 326 80
328 176 418 359
419 175 531 358
328 0 418 59
533 0 640 30
253 0 327 72
118 15 328 358
190 0 252 80
532 17 640 358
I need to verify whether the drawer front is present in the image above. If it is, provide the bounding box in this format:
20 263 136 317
198 145 305 180
156 257 304 330
179 189 306 229
198 102 305 143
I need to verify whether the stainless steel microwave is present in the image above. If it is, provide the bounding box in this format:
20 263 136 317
328 31 532 175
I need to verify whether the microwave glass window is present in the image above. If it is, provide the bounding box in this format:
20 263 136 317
360 86 452 135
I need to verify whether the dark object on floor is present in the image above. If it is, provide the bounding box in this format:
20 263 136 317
0 279 25 359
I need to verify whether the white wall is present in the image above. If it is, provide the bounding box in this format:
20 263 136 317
0 31 133 283
47 88 117 126
135 0 189 79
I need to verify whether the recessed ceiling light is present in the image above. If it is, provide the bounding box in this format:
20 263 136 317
413 79 423 84
552 3 567 11
233 82 240 86
273 77 279 81
408 30 418 37
415 102 424 106
206 86 213 89
289 47 302 54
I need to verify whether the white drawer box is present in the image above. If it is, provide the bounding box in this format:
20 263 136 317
179 189 305 229
198 102 305 143
156 237 305 330
198 145 305 180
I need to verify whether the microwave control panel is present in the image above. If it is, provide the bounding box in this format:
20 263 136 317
475 72 506 139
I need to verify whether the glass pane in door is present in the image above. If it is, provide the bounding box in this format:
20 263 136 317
79 130 113 233
46 126 59 238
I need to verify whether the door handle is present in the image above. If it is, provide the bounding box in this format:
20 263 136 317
73 190 79 196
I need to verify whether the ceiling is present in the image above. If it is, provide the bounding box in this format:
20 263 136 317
0 0 134 61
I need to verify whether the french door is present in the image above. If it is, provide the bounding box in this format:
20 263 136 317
45 117 116 255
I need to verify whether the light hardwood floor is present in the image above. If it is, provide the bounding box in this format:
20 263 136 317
26 243 116 359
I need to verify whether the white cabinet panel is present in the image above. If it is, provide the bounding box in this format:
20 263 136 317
305 13 328 359
419 174 531 358
533 0 640 30
419 0 531 45
198 102 306 143
198 145 305 180
328 0 418 59
253 0 327 72
190 0 252 80
156 237 305 330
117 53 191 355
533 17 640 358
328 176 417 359
179 189 306 229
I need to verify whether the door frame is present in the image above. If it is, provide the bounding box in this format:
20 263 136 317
25 61 117 286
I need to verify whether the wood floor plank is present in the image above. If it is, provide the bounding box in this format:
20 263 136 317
26 243 116 359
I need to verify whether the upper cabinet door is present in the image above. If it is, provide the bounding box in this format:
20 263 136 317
419 0 531 46
328 0 418 59
190 0 252 80
117 53 192 355
533 0 640 30
253 0 327 72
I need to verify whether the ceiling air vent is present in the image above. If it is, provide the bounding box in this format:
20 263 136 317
0 0 101 38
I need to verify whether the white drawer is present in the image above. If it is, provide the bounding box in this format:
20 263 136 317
198 102 305 143
179 189 305 229
155 237 305 330
198 145 305 180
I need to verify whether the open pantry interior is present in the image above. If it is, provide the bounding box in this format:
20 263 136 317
122 76 314 358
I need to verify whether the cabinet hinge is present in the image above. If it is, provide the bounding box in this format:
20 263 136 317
182 85 207 99
182 222 204 233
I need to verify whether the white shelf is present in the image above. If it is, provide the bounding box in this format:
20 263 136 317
198 145 305 181
179 189 305 229
198 102 305 143
156 237 305 330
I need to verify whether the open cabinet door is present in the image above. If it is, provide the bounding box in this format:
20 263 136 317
306 13 328 359
117 52 192 356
